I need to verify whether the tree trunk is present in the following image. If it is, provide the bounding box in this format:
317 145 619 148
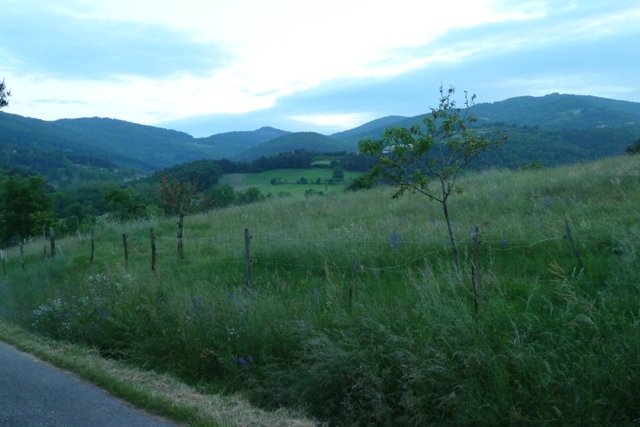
442 201 461 273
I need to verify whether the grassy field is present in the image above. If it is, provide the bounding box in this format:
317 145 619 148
1 155 639 425
219 168 361 198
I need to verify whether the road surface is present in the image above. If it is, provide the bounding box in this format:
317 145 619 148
0 340 178 426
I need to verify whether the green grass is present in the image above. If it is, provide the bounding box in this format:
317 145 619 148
219 168 361 198
0 320 313 427
1 155 640 425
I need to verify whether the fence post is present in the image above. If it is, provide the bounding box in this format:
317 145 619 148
122 233 129 270
348 259 358 310
0 250 6 275
150 227 157 274
42 226 47 258
19 238 25 270
177 213 185 260
564 218 584 271
90 227 95 265
49 227 56 258
470 226 481 314
244 228 252 288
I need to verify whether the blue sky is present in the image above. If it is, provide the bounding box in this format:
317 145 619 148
1 0 639 136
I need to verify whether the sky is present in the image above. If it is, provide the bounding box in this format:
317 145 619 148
1 0 640 136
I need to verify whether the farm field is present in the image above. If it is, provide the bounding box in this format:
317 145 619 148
1 155 639 425
219 167 361 198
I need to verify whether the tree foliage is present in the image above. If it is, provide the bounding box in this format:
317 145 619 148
156 176 198 216
625 138 640 155
0 174 53 242
104 187 147 222
359 86 506 269
0 79 9 109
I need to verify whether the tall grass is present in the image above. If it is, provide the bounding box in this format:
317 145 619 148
1 156 639 425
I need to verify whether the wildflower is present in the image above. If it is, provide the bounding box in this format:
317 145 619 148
390 231 401 250
237 354 254 369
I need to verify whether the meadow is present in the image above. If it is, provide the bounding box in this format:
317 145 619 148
219 167 361 198
1 155 639 425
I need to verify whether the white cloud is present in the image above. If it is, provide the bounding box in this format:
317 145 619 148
289 112 374 130
2 0 640 130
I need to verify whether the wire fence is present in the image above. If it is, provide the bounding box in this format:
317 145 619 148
2 217 637 286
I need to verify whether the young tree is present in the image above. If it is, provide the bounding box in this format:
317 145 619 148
625 138 640 155
157 175 198 216
0 79 10 109
104 187 147 221
359 86 505 271
332 165 345 182
0 174 54 243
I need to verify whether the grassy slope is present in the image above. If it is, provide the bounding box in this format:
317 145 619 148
219 168 361 197
1 155 639 425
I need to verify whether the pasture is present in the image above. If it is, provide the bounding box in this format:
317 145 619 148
219 167 361 198
1 155 639 425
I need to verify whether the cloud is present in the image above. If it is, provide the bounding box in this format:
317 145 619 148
0 4 226 79
2 0 640 133
288 113 375 131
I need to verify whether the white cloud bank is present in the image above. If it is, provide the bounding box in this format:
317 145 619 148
1 0 639 134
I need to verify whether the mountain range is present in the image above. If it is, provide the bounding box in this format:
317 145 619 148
1 93 639 181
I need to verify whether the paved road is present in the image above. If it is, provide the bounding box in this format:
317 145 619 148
0 341 178 426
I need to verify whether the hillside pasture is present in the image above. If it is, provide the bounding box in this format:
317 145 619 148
219 167 361 198
0 156 639 425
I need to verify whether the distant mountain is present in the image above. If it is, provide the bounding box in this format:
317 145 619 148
53 117 208 169
197 126 290 159
0 113 221 174
235 132 349 161
2 93 639 182
330 115 408 146
470 93 640 129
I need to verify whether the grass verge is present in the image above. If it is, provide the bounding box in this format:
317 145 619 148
0 320 315 427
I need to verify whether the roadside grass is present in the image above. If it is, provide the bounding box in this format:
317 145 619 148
0 320 315 427
1 155 639 424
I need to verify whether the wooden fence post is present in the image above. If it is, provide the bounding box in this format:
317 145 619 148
49 227 56 258
348 259 358 310
564 218 584 271
42 226 47 258
177 213 185 260
122 233 129 270
1 250 6 275
19 238 25 270
244 228 252 288
90 228 95 265
470 226 481 314
150 227 157 273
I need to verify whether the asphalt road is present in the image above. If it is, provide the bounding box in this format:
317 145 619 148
0 341 178 426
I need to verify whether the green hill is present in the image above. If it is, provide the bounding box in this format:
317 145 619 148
471 93 640 128
330 115 408 146
235 132 349 160
0 112 213 173
197 126 290 159
53 117 211 168
2 93 640 182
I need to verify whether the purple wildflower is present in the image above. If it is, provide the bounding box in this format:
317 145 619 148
390 231 401 250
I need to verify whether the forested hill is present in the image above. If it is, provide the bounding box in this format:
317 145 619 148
330 93 640 167
1 93 640 182
0 112 208 173
471 93 640 129
197 126 290 159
